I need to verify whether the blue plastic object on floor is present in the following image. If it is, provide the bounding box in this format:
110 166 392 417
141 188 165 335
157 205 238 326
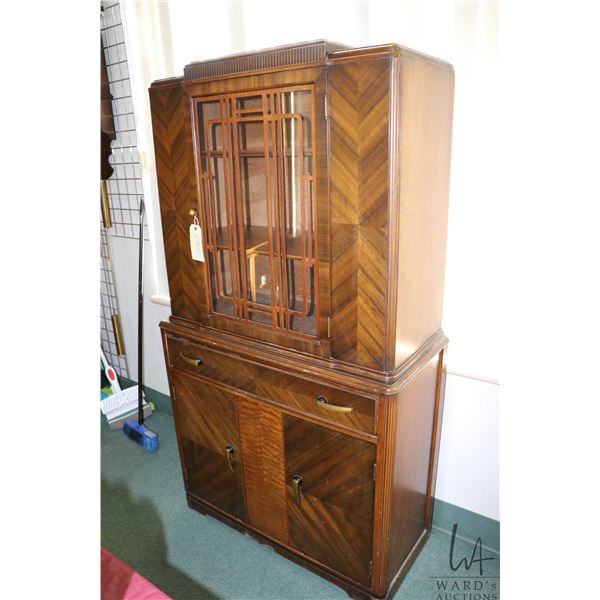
123 418 159 452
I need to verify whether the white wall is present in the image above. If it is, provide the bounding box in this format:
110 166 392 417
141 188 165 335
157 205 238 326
110 236 171 395
436 374 499 520
115 0 500 519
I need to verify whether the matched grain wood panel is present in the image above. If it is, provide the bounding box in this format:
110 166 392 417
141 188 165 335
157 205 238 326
149 83 208 323
237 400 288 542
166 335 256 392
385 354 440 588
166 330 375 435
284 416 376 587
256 367 375 434
153 41 455 600
172 373 246 521
329 59 390 370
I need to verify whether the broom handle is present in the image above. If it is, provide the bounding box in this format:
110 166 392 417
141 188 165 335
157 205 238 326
138 197 145 424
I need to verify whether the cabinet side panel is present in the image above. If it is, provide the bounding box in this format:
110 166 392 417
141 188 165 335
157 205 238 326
149 82 208 321
393 57 454 366
237 399 289 543
329 59 390 370
386 354 440 587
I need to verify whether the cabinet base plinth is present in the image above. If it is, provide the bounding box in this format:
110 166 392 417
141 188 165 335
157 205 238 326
186 493 431 600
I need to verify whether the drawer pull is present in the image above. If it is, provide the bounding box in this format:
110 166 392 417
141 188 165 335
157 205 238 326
316 395 353 414
179 352 203 367
225 444 236 472
292 474 303 504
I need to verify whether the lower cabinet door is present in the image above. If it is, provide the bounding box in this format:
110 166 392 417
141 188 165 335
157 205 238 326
171 373 246 521
283 415 376 587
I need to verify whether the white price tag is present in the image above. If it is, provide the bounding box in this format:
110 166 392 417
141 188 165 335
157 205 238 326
189 224 205 262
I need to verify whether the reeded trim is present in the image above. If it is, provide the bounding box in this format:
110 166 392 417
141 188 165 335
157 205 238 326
184 40 348 81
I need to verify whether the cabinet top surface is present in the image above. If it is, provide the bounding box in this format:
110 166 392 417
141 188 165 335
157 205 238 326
151 40 452 88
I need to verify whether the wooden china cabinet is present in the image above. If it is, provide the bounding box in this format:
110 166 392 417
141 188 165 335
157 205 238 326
149 40 454 600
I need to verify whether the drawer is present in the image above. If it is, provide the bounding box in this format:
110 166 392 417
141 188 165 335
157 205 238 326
165 335 375 434
254 367 375 434
166 336 256 393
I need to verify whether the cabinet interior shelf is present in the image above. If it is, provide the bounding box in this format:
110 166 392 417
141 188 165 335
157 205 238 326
209 225 312 262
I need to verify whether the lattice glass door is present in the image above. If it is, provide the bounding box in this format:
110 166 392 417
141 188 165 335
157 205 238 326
194 86 317 337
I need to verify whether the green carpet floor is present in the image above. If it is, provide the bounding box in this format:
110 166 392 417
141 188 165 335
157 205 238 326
101 410 500 599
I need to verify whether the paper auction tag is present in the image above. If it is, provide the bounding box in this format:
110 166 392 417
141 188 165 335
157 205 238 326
189 224 204 262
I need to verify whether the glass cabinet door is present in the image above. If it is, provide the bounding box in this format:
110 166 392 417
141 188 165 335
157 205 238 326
194 86 318 337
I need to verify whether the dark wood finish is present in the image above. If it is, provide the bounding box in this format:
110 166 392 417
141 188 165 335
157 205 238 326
237 399 288 542
152 67 333 358
186 494 374 599
384 353 442 590
166 335 255 390
165 331 375 435
171 373 246 521
284 416 376 587
329 58 390 370
256 366 375 435
150 41 454 600
149 80 209 324
162 318 447 396
424 348 448 528
390 54 454 368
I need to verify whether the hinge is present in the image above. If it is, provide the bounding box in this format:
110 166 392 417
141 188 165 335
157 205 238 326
373 463 377 482
327 317 332 338
183 466 189 486
369 560 373 577
324 94 329 119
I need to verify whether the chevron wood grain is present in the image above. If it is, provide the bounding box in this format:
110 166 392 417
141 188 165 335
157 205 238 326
149 81 208 323
172 373 246 521
152 42 454 600
255 366 375 434
167 335 256 392
329 59 390 370
283 415 376 586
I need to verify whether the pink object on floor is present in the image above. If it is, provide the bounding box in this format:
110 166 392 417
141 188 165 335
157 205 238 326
101 547 171 600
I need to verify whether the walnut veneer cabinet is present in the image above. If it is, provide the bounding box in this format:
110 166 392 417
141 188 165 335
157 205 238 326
150 40 454 600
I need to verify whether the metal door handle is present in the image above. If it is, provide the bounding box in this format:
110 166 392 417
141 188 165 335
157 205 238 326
316 395 353 414
179 352 203 367
292 474 303 504
225 445 236 472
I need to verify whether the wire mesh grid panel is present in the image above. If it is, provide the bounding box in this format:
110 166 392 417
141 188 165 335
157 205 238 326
101 227 129 378
101 0 148 241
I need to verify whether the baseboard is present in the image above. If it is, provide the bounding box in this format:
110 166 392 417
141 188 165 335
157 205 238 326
119 377 172 415
432 498 499 554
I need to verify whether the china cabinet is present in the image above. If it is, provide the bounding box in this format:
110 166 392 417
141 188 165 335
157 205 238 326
150 40 454 599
